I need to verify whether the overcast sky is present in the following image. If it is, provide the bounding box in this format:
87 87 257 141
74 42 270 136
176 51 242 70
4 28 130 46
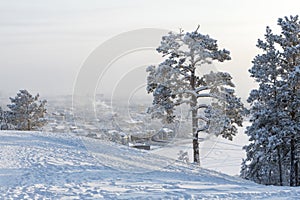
0 0 299 102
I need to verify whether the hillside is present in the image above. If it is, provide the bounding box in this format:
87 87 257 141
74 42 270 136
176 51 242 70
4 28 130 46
1 131 300 199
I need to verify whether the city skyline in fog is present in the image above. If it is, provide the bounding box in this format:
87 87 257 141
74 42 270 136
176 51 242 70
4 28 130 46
0 0 299 102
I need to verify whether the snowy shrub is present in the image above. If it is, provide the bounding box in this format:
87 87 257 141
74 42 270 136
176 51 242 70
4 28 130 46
178 150 189 164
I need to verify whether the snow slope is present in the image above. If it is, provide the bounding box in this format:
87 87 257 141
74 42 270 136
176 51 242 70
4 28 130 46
1 131 300 199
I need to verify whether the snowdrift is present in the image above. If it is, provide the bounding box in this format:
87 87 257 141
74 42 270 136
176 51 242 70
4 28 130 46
0 131 300 199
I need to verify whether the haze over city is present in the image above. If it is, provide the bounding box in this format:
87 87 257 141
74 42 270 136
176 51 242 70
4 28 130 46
0 0 299 101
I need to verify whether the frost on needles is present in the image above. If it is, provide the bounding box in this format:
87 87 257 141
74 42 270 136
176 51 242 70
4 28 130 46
5 90 47 131
241 15 300 186
146 26 244 164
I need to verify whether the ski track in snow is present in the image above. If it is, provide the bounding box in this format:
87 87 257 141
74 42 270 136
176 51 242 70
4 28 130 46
1 131 300 199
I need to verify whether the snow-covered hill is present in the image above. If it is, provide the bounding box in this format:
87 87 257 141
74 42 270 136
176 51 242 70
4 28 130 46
1 131 300 199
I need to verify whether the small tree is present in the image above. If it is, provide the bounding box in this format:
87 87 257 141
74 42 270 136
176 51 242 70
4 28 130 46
7 90 47 131
146 27 244 164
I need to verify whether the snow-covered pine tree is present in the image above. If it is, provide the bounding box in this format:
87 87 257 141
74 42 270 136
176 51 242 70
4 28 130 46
0 106 12 130
242 15 300 186
146 27 244 164
0 106 5 129
241 26 286 185
0 107 3 124
277 15 300 187
7 90 47 131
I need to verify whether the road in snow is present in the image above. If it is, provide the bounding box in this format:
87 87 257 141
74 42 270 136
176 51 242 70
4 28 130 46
1 130 300 199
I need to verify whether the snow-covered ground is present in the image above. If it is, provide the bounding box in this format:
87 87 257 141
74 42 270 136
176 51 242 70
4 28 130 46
1 130 300 199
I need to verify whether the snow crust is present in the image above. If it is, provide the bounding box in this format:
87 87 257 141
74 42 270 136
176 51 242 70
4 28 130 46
1 130 300 199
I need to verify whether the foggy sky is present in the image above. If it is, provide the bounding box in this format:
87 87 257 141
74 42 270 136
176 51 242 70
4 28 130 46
0 0 299 102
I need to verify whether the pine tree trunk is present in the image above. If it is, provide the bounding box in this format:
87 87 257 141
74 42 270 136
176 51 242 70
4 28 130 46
192 108 200 164
290 59 298 186
290 102 297 186
290 136 296 186
190 68 200 164
270 169 273 185
295 161 299 186
277 147 283 186
27 119 31 131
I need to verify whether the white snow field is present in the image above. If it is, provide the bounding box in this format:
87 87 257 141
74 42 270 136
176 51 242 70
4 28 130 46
1 131 300 199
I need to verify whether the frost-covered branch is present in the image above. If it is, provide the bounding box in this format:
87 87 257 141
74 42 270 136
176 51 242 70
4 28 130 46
195 86 211 93
174 100 193 106
196 115 209 122
193 104 209 111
